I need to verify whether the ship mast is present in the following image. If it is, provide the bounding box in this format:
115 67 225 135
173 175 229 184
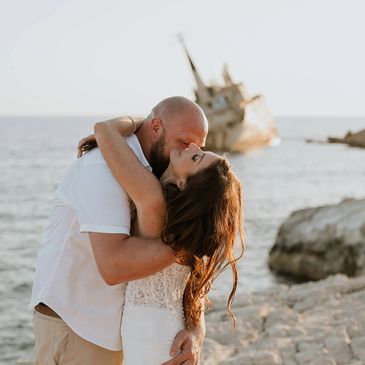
179 36 211 104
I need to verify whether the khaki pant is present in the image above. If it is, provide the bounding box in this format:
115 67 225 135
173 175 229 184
33 311 123 365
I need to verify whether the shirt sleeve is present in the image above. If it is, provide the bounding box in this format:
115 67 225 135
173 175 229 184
68 162 131 234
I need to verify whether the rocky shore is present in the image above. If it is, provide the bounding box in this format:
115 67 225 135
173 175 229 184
268 198 365 281
202 274 365 365
328 129 365 148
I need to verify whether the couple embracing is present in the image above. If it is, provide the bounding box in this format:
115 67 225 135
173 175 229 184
31 96 244 365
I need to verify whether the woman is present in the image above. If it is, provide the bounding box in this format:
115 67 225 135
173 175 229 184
78 116 244 365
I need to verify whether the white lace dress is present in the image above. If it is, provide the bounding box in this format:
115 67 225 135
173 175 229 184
121 263 191 365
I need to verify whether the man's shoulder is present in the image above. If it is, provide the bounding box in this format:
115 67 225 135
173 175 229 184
71 134 149 172
57 148 110 195
79 135 148 168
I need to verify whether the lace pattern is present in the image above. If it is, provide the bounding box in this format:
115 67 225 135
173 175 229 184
124 263 191 316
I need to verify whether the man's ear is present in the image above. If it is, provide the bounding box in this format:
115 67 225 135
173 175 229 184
150 118 163 141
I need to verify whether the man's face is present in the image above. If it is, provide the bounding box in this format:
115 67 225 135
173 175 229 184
150 119 207 178
163 119 207 154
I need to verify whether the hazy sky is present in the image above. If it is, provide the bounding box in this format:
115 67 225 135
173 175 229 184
1 0 364 116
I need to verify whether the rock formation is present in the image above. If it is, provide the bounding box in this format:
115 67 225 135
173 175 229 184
328 129 365 149
268 198 365 281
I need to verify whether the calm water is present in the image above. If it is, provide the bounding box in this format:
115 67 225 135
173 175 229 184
0 116 364 364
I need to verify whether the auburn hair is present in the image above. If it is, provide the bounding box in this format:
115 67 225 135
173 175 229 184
161 157 244 327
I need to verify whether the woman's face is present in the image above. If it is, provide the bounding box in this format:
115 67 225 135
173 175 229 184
170 143 220 184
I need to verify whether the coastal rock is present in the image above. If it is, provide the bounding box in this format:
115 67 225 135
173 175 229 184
268 198 365 281
202 274 365 365
328 129 365 148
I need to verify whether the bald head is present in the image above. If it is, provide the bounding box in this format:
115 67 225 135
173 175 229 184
139 96 209 177
150 96 208 135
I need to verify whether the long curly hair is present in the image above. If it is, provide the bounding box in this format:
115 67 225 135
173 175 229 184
161 157 244 327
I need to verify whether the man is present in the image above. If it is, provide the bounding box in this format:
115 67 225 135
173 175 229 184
30 96 208 365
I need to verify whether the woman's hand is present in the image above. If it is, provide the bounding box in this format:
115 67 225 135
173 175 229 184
77 134 98 158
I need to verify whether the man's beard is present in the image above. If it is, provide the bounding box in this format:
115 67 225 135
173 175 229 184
150 135 169 178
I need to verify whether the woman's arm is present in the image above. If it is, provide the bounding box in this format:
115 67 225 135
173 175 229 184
94 117 166 239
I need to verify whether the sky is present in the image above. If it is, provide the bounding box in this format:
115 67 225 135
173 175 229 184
1 0 364 116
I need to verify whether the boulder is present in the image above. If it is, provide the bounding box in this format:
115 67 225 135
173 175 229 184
268 198 365 281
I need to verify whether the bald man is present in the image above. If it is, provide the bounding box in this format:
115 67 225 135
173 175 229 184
31 97 208 365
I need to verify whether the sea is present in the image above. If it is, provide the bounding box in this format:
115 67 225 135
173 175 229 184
0 116 364 364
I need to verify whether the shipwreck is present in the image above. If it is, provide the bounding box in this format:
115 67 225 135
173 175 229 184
181 41 278 152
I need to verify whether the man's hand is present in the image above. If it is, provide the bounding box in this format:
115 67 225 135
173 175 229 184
161 326 205 365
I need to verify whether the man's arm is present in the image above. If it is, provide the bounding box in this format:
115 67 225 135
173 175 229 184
68 159 174 283
88 232 176 285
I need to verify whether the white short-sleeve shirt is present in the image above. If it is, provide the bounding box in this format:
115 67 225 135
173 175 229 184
30 134 151 351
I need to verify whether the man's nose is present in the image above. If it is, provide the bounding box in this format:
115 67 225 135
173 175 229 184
188 143 199 150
